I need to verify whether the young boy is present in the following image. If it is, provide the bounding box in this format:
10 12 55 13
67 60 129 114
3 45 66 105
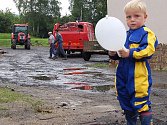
109 0 158 125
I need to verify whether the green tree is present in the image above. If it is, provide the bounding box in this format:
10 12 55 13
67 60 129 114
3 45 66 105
69 0 107 26
0 9 20 33
13 0 61 37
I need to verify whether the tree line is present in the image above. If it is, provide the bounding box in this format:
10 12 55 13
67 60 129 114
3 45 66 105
0 0 107 38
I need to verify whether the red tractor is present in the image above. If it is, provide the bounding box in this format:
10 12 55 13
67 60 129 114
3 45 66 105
11 24 31 49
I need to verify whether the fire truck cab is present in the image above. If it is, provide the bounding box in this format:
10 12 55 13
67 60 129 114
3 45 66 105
53 21 95 54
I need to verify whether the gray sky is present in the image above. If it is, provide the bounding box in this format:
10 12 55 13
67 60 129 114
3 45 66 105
0 0 70 16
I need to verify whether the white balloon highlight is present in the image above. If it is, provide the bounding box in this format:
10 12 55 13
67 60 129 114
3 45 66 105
95 16 127 51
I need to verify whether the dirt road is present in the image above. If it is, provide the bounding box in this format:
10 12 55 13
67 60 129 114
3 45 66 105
0 47 167 125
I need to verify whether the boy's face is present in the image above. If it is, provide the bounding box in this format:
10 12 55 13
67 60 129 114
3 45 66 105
125 9 147 30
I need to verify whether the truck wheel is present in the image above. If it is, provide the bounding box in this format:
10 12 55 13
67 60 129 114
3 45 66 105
67 50 71 54
83 52 91 61
26 40 31 50
11 40 16 49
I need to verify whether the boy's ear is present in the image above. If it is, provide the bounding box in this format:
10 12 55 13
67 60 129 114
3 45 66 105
144 14 148 19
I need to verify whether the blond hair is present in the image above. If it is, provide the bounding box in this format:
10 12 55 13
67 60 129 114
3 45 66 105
124 0 147 14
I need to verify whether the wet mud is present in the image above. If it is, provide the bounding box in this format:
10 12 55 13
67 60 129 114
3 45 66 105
0 47 167 125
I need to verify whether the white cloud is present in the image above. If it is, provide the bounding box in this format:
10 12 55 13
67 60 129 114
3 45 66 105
0 0 19 14
59 0 71 16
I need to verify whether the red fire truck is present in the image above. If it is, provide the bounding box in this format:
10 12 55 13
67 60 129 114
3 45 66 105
53 21 95 54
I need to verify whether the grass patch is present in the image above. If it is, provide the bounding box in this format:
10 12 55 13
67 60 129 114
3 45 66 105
0 33 10 39
86 62 109 69
0 106 8 110
0 87 51 113
31 38 48 47
0 87 26 103
0 33 49 47
0 39 10 47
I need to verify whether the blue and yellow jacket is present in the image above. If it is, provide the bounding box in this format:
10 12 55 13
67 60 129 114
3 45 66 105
111 25 158 112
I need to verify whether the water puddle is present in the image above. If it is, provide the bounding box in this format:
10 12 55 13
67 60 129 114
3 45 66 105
63 67 114 92
64 71 101 75
71 84 115 92
30 76 51 80
64 82 88 85
63 68 87 70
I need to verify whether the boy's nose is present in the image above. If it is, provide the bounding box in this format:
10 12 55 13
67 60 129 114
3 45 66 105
130 17 136 21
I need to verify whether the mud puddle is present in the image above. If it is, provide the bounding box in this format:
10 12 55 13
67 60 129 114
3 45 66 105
0 47 167 124
62 67 114 92
24 65 115 92
71 84 115 92
0 53 113 91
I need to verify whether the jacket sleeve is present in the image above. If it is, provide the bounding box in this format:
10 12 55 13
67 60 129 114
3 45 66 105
109 53 121 60
129 28 158 60
54 34 59 43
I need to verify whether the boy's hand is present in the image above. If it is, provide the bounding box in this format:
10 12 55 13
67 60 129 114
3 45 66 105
108 51 117 56
118 49 130 58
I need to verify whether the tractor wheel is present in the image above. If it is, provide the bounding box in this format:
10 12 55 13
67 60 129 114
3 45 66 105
11 40 16 49
26 40 31 50
25 44 27 49
83 52 91 61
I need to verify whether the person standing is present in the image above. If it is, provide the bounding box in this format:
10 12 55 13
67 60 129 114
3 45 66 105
48 32 56 59
55 29 67 60
109 0 158 125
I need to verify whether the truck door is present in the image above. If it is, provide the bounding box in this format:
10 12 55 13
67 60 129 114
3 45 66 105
87 24 94 41
78 24 84 49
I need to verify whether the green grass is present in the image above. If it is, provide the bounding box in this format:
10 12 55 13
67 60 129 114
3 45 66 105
0 33 11 39
0 87 54 113
0 87 24 103
0 87 43 112
31 38 48 47
0 87 37 103
0 33 49 47
86 62 109 69
0 39 10 47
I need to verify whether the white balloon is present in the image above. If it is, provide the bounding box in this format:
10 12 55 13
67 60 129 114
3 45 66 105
95 16 127 51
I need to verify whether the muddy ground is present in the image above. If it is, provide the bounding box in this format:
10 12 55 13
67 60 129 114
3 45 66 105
0 47 167 125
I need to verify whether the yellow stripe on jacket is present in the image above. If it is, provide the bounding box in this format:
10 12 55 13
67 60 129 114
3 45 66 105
133 27 156 59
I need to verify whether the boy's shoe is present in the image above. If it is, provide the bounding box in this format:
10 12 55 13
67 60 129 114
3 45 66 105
139 111 153 125
48 57 52 59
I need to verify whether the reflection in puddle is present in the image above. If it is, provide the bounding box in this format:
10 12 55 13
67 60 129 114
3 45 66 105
31 76 51 80
72 85 92 90
64 71 101 75
64 82 88 85
63 68 87 70
71 85 115 92
63 67 115 92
